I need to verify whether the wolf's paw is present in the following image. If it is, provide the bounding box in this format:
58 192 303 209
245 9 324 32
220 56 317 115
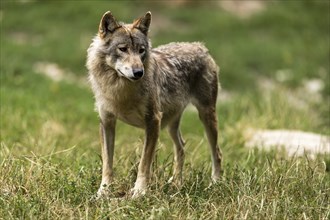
204 174 221 190
96 184 112 199
167 175 182 187
130 187 146 199
130 177 148 198
211 174 220 183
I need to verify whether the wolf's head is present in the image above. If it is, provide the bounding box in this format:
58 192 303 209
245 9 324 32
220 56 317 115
96 11 151 81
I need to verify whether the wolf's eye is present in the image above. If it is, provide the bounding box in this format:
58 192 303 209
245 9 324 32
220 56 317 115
139 48 145 54
118 47 128 52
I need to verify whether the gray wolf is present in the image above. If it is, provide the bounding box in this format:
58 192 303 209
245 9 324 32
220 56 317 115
86 11 222 198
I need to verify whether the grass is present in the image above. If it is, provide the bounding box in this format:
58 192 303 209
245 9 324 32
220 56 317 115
1 1 329 219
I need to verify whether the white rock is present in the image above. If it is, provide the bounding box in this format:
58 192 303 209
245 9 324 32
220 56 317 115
246 129 330 158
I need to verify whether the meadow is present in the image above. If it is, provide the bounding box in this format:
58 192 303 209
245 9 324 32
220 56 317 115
1 1 329 219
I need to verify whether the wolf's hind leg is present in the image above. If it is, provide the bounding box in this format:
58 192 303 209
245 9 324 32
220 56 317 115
167 114 185 185
196 105 222 181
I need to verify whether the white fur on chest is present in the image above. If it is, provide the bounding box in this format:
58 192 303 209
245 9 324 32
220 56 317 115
91 76 148 128
112 96 147 128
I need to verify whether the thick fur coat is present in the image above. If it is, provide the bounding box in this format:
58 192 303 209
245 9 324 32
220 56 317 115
86 11 222 198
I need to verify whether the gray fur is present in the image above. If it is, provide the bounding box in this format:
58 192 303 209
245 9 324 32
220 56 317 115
86 11 222 198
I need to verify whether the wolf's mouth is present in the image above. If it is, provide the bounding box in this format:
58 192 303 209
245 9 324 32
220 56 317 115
116 69 125 77
116 69 139 81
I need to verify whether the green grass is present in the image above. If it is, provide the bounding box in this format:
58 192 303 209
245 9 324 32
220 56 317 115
1 1 329 219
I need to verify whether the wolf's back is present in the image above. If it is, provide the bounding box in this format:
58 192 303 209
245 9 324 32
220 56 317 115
151 42 219 76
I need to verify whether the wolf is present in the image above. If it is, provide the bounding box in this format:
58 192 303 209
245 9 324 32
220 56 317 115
86 11 222 198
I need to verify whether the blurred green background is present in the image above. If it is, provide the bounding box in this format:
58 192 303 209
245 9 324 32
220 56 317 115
2 0 329 142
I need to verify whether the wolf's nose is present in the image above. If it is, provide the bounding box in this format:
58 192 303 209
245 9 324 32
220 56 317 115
133 69 144 78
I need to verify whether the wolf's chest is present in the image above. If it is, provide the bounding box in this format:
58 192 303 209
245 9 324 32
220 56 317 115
100 92 147 128
115 103 147 128
91 76 148 128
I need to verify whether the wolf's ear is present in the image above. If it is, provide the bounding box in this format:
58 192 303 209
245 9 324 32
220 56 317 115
133 11 152 35
99 11 120 39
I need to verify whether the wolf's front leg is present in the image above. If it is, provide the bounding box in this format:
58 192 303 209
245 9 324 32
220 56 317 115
131 111 162 198
97 112 117 197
